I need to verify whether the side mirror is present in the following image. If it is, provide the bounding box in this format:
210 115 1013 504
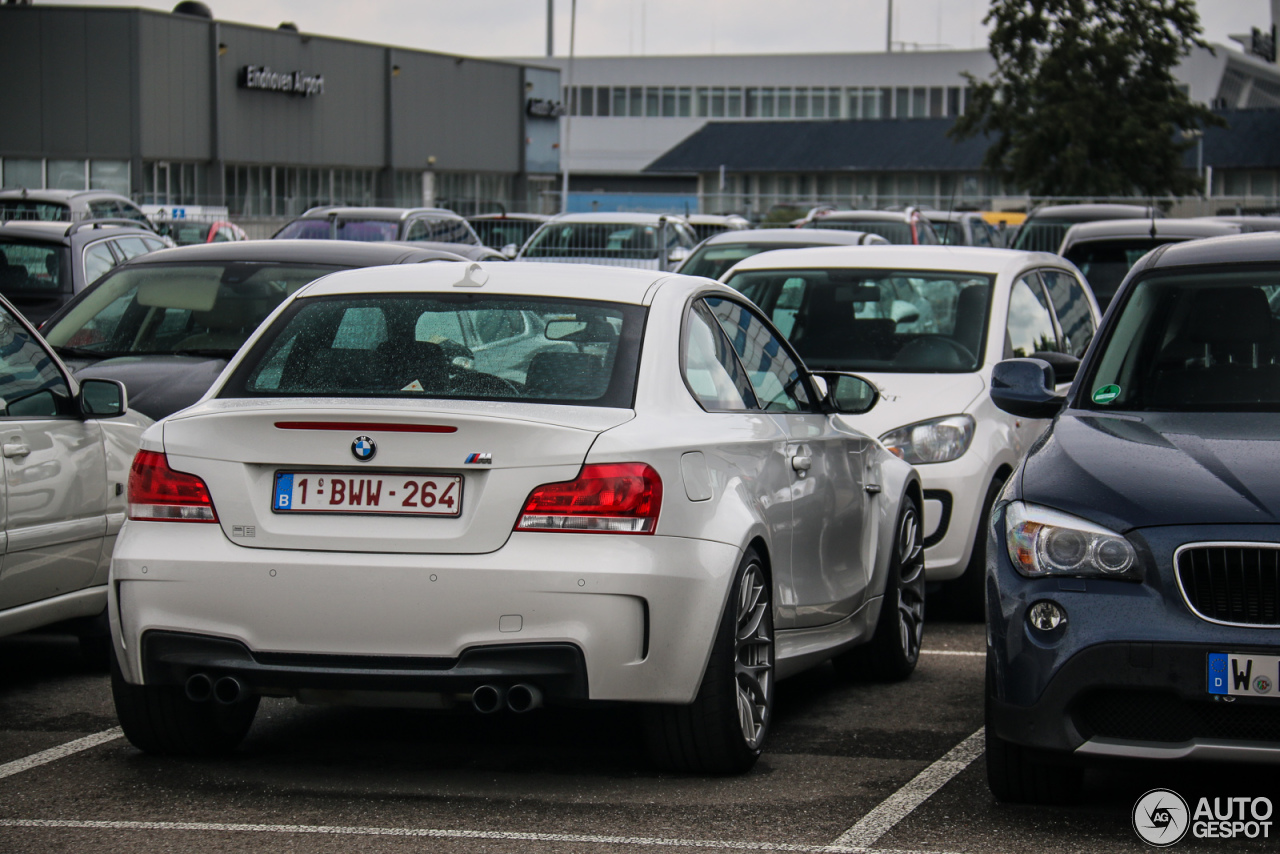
990 358 1066 419
667 246 691 266
501 243 519 259
1030 351 1081 385
79 378 128 418
812 371 879 415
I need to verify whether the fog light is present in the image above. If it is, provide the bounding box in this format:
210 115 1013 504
1027 601 1066 631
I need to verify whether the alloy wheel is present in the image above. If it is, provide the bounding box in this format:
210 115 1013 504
896 506 926 663
734 561 773 748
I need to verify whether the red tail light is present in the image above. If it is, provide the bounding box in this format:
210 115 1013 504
516 463 662 534
128 451 219 523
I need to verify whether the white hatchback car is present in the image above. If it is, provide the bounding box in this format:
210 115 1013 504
109 261 922 773
725 246 1101 617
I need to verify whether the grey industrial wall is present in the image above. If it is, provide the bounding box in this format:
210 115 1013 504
0 7 136 159
2 6 537 174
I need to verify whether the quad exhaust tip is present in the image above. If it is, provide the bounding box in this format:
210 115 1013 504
184 672 213 703
506 683 543 713
471 684 505 714
213 676 244 705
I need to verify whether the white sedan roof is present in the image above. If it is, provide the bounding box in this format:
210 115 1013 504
724 245 1064 278
298 260 670 305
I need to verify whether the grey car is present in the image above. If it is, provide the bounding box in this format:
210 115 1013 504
0 188 152 226
0 219 168 325
274 206 481 246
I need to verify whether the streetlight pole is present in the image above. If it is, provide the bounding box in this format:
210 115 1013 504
560 0 577 214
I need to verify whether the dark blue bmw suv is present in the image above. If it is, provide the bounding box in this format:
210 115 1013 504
985 232 1280 803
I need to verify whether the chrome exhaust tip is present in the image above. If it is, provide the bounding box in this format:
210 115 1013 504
184 673 213 703
213 676 244 705
471 684 505 714
506 683 543 713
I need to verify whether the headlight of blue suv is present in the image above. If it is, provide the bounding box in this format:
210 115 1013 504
1004 501 1139 580
879 414 975 464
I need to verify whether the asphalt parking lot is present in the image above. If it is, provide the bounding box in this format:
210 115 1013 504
0 621 1273 854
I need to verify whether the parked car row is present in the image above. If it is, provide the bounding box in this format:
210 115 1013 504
1 195 1276 798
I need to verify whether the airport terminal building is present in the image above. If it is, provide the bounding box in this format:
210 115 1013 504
0 3 562 216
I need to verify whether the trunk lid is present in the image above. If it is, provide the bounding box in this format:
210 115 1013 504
160 399 633 554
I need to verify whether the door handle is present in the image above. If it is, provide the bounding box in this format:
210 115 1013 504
864 483 882 494
2 443 30 459
791 454 811 472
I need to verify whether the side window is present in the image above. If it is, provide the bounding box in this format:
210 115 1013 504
705 297 812 413
415 311 468 346
332 307 387 350
142 238 168 251
403 220 428 242
0 307 73 417
88 201 118 220
83 242 118 285
112 237 151 260
1040 269 1096 358
472 310 527 345
971 219 993 247
213 228 233 243
683 300 756 411
1006 274 1061 358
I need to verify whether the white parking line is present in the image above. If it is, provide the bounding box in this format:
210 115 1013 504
0 819 969 854
0 728 122 781
920 650 983 657
828 728 985 851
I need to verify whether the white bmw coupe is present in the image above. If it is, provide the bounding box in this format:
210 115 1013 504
108 261 922 774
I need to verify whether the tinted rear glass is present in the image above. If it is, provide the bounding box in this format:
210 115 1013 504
1063 238 1172 309
43 263 341 356
0 241 71 294
0 201 71 222
224 294 645 408
680 242 821 280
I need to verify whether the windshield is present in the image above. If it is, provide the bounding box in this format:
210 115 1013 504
470 219 542 249
222 294 644 408
1080 270 1280 412
522 222 686 260
43 263 342 357
679 242 824 280
727 267 993 372
0 201 72 222
1063 238 1173 310
0 241 71 295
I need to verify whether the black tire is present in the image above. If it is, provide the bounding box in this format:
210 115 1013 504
833 495 925 683
644 547 773 775
944 476 1006 622
985 685 1082 804
111 654 258 756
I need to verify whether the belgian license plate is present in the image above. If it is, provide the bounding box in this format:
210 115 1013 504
272 472 462 516
1208 652 1279 698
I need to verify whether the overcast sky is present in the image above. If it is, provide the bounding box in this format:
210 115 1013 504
46 1 1277 58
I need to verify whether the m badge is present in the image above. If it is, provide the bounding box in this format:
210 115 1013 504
465 453 492 465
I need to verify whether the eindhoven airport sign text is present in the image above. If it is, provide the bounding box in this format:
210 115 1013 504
239 65 325 97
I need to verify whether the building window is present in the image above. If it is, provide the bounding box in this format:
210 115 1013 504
629 86 643 117
678 87 692 117
596 87 610 116
777 88 792 118
697 87 709 117
579 87 593 116
912 87 927 118
645 87 660 117
761 88 775 118
745 87 759 117
947 87 961 117
795 87 808 118
614 87 628 116
728 88 742 117
1 159 43 190
48 160 87 191
661 87 676 117
929 87 943 118
711 87 725 117
894 88 909 119
812 88 825 118
858 89 877 119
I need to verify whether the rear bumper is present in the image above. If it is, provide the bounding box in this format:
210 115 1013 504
110 522 740 704
142 631 589 703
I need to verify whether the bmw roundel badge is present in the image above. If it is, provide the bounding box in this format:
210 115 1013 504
351 436 376 462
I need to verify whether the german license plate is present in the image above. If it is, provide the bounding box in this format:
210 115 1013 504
1208 652 1279 698
272 472 462 516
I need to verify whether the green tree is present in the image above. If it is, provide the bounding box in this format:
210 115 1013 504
951 0 1224 197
